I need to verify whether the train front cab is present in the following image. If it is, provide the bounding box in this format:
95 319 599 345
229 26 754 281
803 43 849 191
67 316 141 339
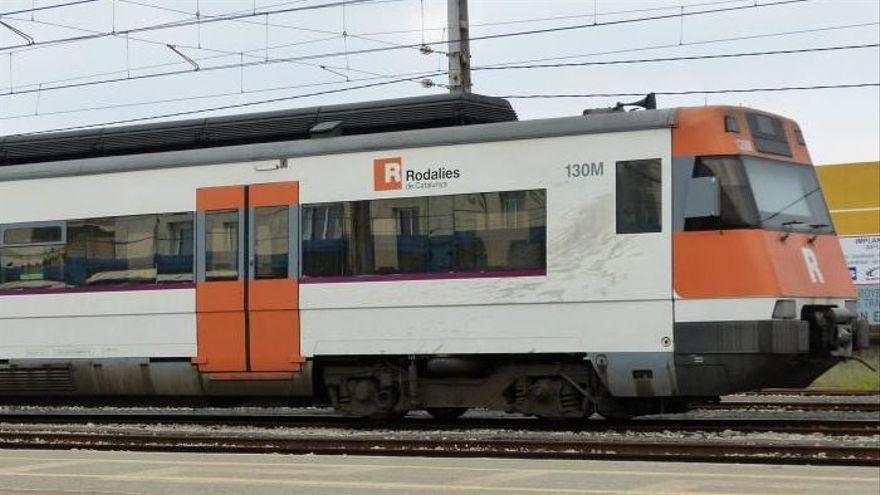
668 106 869 398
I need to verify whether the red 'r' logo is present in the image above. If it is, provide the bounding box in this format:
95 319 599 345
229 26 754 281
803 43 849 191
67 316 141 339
374 157 403 191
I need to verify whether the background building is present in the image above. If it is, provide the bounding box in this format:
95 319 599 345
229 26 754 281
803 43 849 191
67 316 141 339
816 161 880 328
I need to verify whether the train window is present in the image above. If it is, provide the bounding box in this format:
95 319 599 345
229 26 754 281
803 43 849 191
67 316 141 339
301 189 546 279
452 191 546 272
204 210 240 281
254 206 289 279
0 244 67 289
724 115 740 133
302 203 349 277
156 213 194 283
66 215 159 285
371 197 433 274
616 159 662 234
0 212 196 291
745 113 792 157
1 223 64 246
684 157 759 231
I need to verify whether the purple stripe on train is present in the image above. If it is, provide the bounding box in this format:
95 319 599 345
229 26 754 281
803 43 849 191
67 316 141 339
0 269 546 295
0 282 196 296
299 268 547 284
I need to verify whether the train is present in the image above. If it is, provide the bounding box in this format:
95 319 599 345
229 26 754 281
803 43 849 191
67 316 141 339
0 93 869 419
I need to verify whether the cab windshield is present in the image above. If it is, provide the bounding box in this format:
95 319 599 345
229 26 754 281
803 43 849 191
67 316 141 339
685 156 834 233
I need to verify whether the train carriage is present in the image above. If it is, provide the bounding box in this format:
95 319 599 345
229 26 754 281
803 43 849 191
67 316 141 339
0 94 867 419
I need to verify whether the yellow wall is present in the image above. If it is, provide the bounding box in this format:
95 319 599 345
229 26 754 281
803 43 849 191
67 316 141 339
816 161 880 236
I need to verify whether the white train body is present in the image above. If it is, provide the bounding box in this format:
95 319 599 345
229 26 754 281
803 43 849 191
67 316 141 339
0 96 862 418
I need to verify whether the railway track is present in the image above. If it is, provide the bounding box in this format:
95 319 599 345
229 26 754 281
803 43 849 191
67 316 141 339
708 401 880 413
754 389 880 396
0 429 876 467
0 413 877 436
2 397 877 466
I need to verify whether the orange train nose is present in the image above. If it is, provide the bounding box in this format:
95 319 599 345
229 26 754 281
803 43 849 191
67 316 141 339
674 230 856 299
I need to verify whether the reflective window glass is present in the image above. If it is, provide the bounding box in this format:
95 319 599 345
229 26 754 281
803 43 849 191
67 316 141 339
156 212 194 282
254 206 289 279
3 225 63 245
66 215 157 285
302 203 349 277
746 112 792 157
1 212 195 291
301 189 547 279
616 159 662 234
453 191 546 271
742 157 833 232
0 244 66 289
205 210 240 281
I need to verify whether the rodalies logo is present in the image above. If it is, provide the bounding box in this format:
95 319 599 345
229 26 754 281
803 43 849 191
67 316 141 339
374 157 403 191
373 156 461 191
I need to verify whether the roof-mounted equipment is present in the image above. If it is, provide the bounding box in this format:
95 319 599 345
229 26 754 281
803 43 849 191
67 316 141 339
583 92 656 116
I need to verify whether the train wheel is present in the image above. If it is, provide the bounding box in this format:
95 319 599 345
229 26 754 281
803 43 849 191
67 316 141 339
426 407 468 420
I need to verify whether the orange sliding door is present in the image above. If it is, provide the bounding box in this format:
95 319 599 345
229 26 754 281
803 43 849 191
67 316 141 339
194 182 303 377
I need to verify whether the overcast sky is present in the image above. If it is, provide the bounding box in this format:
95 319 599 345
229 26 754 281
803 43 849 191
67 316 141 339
0 0 878 163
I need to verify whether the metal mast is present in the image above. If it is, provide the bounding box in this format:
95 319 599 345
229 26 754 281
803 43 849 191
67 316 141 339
447 0 472 94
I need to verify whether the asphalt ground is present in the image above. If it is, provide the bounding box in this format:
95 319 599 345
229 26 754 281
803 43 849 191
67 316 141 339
0 449 878 495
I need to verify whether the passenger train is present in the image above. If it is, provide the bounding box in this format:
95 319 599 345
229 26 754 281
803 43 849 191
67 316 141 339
0 94 868 419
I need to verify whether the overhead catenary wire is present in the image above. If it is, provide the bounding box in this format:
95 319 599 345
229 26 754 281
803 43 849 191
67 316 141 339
0 69 449 121
473 43 880 72
10 80 879 137
0 1 447 94
355 0 752 36
7 70 449 136
498 82 880 99
0 0 99 18
0 0 383 53
6 38 876 120
4 15 345 91
6 19 875 96
1 11 414 95
0 0 827 97
0 37 419 96
0 0 806 57
475 21 879 68
115 0 448 55
3 41 876 98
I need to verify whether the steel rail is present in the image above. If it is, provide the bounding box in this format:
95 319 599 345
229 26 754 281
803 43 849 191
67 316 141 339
707 401 880 412
0 415 876 436
0 430 876 466
753 389 880 396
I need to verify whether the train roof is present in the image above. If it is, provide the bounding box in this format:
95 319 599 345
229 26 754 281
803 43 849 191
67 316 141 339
0 95 677 181
0 93 517 167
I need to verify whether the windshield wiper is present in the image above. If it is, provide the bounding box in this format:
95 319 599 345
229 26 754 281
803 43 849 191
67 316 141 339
807 223 833 243
779 220 805 242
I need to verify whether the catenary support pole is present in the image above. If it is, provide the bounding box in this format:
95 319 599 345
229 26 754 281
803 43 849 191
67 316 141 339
447 0 472 94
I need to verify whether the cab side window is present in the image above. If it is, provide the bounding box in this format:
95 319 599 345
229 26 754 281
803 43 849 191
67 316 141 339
616 159 662 234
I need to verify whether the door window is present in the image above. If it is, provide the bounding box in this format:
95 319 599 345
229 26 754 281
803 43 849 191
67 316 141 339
254 206 289 279
205 210 240 281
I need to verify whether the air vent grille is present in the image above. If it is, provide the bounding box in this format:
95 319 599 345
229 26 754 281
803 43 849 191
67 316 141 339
0 366 75 392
